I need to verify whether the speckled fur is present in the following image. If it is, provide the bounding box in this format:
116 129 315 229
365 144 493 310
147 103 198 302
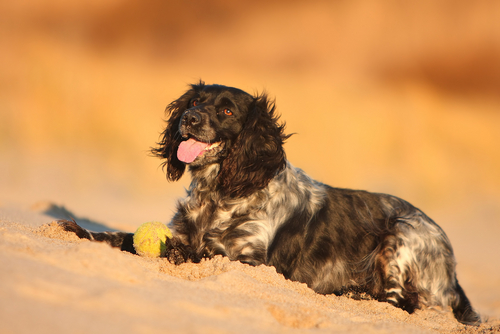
61 82 481 325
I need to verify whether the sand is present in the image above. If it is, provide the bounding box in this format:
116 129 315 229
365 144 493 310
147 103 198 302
2 1 500 333
1 204 499 334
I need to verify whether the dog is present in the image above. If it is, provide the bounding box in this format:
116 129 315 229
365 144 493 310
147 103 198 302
61 82 480 325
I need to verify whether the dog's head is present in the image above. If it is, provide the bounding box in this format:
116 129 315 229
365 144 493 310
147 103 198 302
152 82 290 198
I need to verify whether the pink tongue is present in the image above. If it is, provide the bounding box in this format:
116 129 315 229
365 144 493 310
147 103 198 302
177 138 209 163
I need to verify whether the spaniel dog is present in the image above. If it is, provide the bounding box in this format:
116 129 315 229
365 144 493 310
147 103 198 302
61 82 480 325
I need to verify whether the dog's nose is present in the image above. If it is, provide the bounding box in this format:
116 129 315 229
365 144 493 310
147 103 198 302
182 110 201 126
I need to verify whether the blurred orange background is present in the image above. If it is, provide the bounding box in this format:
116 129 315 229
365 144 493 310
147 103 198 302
1 0 499 235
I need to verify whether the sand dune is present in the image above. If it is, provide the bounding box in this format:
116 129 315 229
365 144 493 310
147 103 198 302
1 1 500 333
1 204 499 333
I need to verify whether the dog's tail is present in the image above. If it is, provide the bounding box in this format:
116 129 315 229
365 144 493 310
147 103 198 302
451 279 481 325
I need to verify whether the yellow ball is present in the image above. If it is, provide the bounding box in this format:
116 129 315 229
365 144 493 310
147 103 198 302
133 222 173 258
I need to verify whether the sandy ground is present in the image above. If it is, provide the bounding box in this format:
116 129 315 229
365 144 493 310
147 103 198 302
2 1 500 333
1 203 499 334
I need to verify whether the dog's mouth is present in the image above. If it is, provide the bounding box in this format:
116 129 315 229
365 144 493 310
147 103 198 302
177 138 223 163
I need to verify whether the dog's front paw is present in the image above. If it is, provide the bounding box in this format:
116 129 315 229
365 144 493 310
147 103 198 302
164 237 198 265
165 247 187 265
58 219 92 240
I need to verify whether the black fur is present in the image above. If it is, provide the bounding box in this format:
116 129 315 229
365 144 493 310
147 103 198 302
61 82 480 325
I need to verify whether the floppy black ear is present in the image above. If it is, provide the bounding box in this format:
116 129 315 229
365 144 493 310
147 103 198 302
151 82 204 181
218 94 290 198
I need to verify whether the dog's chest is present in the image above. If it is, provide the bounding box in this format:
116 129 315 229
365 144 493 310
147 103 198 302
180 193 273 261
186 197 253 234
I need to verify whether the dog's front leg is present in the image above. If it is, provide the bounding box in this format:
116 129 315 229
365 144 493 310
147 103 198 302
58 220 197 264
58 219 136 253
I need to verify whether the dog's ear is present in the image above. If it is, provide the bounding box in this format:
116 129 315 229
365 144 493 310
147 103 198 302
151 82 204 181
218 94 290 198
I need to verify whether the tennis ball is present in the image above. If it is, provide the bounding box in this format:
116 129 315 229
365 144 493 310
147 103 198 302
133 222 173 258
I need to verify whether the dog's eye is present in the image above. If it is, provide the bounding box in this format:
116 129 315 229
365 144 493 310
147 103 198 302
191 99 199 107
223 108 233 116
